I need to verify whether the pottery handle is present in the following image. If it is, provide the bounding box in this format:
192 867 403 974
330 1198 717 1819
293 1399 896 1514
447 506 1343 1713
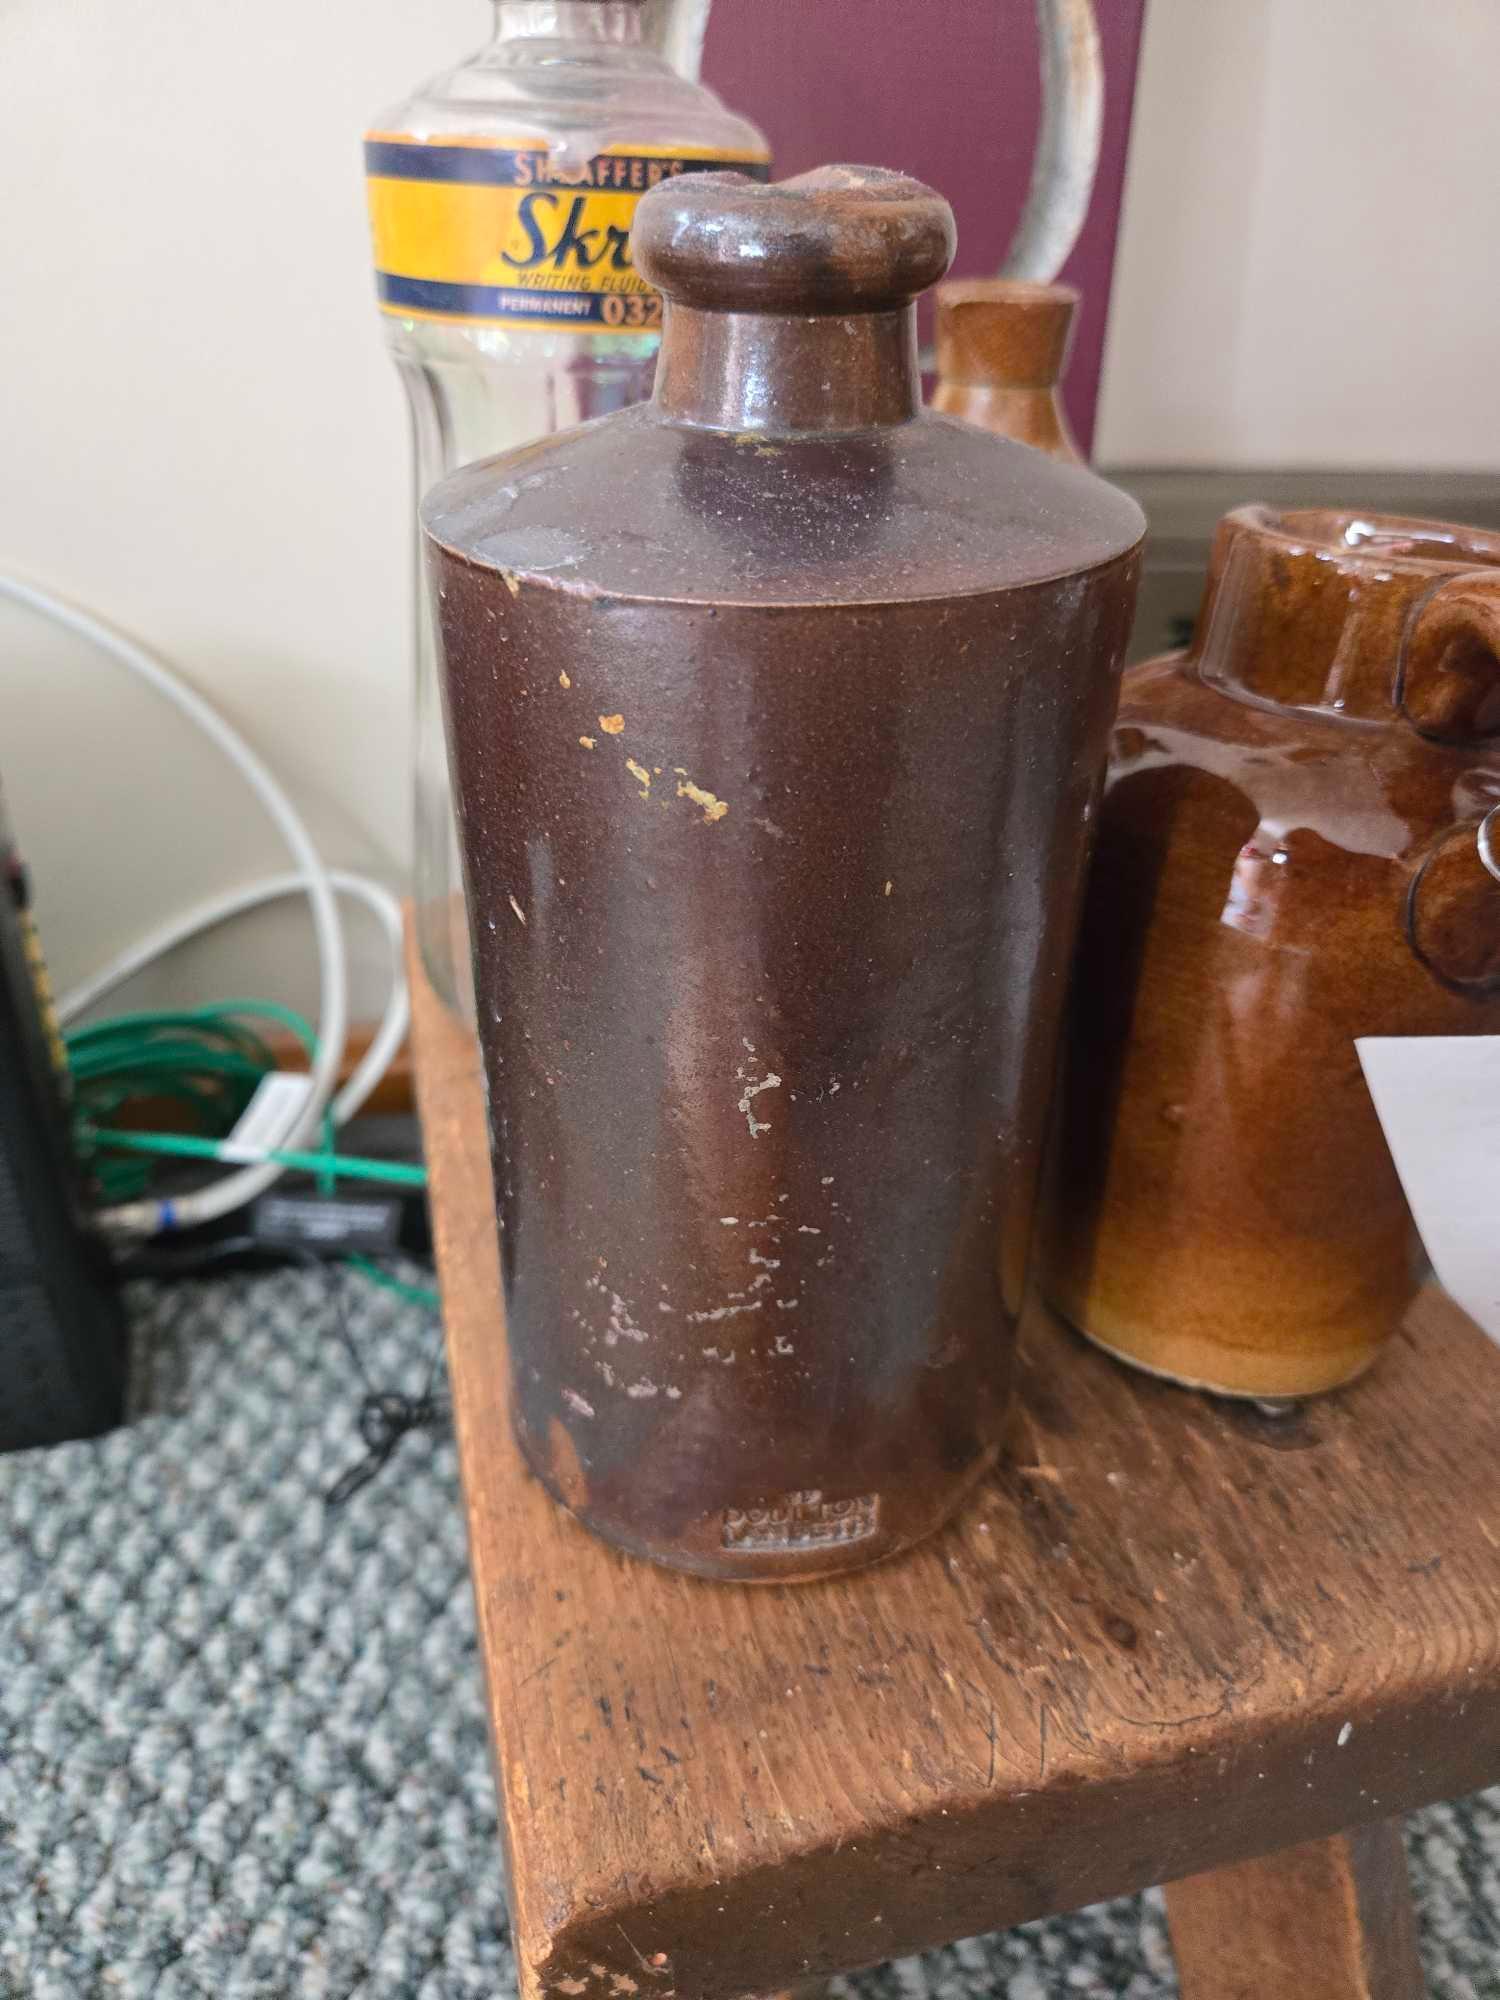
1397 570 1500 742
1404 801 1500 993
1479 804 1500 886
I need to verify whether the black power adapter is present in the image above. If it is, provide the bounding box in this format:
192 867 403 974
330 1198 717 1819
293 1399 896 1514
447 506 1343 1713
0 800 127 1451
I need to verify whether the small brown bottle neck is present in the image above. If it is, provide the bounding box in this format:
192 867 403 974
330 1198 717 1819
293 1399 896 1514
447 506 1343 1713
652 304 923 434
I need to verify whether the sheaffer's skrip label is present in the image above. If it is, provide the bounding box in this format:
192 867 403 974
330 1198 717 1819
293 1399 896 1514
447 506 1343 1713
365 137 770 331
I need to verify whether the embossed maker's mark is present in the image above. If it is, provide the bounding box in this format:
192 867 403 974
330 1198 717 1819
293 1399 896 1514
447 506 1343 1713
722 1488 880 1551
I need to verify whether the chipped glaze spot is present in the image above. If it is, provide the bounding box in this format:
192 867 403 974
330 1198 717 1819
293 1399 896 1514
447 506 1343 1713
626 758 652 798
677 777 729 823
599 713 625 735
607 1293 648 1345
579 735 596 749
736 1069 782 1137
558 670 571 688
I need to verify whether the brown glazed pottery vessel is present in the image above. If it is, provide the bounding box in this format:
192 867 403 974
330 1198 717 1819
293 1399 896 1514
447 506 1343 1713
1046 507 1500 1399
931 278 1082 462
424 165 1143 1580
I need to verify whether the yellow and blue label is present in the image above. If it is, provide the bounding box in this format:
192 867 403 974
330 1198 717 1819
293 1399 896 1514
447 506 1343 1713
365 137 770 331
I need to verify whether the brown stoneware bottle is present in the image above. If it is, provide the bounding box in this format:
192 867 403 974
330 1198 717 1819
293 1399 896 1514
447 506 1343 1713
931 279 1082 462
424 165 1143 1579
1046 507 1500 1400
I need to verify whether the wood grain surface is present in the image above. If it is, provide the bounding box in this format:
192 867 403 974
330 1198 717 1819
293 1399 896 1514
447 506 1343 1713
411 941 1500 2000
1165 1821 1423 2000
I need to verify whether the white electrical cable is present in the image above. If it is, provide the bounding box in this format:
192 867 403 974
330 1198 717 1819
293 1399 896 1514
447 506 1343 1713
56 870 409 1129
0 572 350 1234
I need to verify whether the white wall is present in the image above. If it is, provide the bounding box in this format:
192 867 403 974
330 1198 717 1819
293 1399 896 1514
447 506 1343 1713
1095 0 1500 469
2 0 1497 1019
0 0 475 1021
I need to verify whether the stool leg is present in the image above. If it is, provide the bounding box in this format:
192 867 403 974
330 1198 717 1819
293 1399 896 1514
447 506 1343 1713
1164 1820 1423 2000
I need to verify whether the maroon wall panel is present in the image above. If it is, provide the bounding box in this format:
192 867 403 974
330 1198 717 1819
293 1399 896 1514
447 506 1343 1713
701 0 1146 456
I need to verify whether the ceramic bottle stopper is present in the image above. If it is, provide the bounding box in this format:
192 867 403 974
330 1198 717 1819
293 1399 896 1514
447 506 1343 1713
424 165 1143 1578
1045 506 1500 1399
930 278 1082 461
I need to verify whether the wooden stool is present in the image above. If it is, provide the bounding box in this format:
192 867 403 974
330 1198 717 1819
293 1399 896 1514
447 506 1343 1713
411 951 1500 2000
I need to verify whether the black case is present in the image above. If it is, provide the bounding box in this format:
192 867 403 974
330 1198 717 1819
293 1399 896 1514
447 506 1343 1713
0 808 126 1450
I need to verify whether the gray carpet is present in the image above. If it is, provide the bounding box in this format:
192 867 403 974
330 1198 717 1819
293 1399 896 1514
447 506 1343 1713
2 1264 1498 1999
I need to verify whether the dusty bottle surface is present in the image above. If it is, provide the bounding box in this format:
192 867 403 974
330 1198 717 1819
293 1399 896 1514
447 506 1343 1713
365 0 766 1018
1044 507 1500 1399
424 166 1143 1579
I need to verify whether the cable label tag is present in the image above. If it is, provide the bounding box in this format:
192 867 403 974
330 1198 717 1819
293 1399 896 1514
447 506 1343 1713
364 136 770 332
252 1192 404 1253
219 1071 316 1165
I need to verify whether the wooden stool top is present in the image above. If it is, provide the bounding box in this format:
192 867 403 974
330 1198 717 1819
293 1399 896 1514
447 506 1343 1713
411 950 1500 2000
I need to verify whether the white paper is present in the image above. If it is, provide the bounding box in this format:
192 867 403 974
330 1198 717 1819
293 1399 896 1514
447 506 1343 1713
218 1071 316 1165
1356 1036 1500 1339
